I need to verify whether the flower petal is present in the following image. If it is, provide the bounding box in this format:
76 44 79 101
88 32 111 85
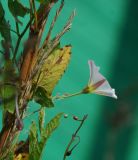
88 60 93 84
93 80 117 99
88 60 117 99
88 60 104 84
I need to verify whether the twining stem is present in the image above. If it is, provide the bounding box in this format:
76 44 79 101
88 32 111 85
63 115 88 160
52 91 83 100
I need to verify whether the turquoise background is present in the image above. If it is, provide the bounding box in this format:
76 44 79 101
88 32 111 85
1 0 138 160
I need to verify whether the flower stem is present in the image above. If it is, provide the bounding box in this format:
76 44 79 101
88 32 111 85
52 91 83 100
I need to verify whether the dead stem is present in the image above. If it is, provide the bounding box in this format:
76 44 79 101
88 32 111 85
30 10 75 80
43 0 65 46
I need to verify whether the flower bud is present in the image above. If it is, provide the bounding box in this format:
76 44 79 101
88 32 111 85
73 116 78 120
64 114 68 118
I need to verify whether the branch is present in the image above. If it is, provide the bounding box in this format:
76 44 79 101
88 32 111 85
63 115 88 160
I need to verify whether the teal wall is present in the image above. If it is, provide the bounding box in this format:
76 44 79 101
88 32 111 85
1 0 138 160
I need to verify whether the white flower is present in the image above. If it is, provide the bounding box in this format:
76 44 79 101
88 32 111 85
82 60 117 99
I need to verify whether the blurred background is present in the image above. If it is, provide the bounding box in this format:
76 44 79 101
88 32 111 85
1 0 138 160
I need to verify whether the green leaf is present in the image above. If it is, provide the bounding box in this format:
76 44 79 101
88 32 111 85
3 60 17 82
0 2 11 42
29 113 63 159
6 152 14 160
29 122 40 160
39 113 63 151
0 84 16 113
0 60 17 113
34 86 54 108
39 107 45 135
8 0 30 18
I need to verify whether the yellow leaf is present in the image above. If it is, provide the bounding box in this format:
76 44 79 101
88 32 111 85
14 153 29 160
34 45 71 95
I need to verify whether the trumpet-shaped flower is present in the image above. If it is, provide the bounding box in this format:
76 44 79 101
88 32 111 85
82 60 117 99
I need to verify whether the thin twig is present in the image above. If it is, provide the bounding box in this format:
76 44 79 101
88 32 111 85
43 0 64 46
34 1 56 52
54 9 75 43
35 18 47 53
63 115 88 160
15 21 20 36
41 10 75 62
13 37 21 61
12 18 33 62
